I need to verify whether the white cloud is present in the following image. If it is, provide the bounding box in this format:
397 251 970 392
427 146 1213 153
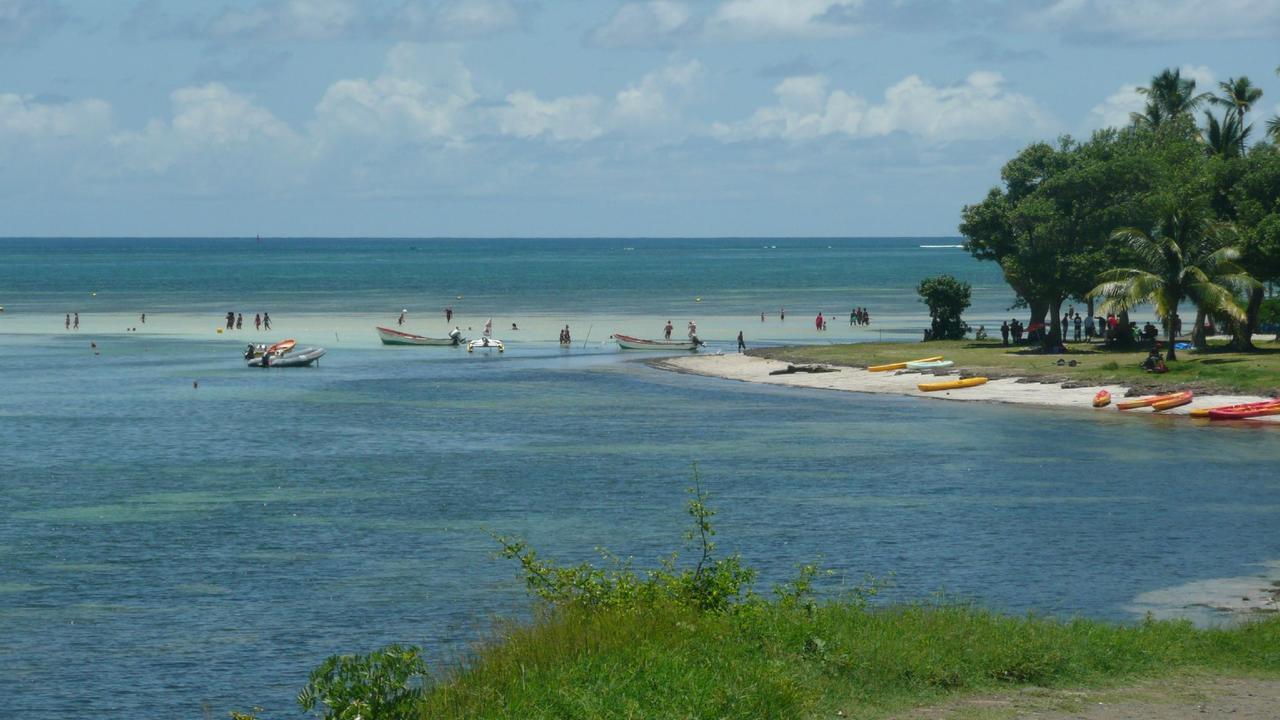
706 0 863 39
589 1 696 47
498 92 603 141
612 59 703 129
112 83 301 176
714 71 1055 143
312 44 479 147
0 94 111 142
1086 84 1144 130
1021 0 1280 41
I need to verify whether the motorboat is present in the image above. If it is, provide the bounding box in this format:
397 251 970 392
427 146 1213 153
246 346 325 367
613 333 702 351
245 339 296 358
376 326 463 346
244 342 325 367
467 337 504 353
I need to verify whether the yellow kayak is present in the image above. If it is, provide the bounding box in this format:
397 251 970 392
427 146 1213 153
869 355 944 372
918 377 988 392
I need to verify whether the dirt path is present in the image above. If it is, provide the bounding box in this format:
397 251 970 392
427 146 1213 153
894 675 1280 719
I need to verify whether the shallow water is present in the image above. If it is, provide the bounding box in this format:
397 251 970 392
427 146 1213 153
1 239 1276 718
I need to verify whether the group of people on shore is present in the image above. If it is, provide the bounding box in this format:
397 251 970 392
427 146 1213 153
224 311 271 331
558 325 572 344
850 307 871 326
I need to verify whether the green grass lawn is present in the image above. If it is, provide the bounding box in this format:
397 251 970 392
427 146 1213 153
419 603 1280 719
750 339 1280 397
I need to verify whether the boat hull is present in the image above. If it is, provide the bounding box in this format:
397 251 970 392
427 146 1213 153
1205 400 1280 420
247 347 325 367
467 338 504 352
1150 391 1193 412
1116 392 1186 410
869 356 943 372
613 334 698 351
918 376 987 392
376 327 459 346
905 360 954 370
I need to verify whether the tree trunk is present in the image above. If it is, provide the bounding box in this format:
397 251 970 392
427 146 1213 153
1116 310 1134 349
1192 307 1208 350
1165 310 1177 361
1085 298 1095 344
1235 285 1264 352
1048 300 1062 351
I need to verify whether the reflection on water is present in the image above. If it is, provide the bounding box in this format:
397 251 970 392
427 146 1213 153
2 338 1278 718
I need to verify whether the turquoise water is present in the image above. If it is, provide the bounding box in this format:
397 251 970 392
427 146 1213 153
1 239 1278 718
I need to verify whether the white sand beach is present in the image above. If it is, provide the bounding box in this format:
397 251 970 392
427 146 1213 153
659 353 1280 423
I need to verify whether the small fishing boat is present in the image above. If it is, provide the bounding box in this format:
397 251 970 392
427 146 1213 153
245 339 296 358
1150 390 1193 412
376 326 462 346
613 334 701 351
246 346 325 367
905 360 954 371
1116 391 1188 410
868 356 943 372
467 337 504 353
1203 399 1280 420
1092 390 1112 408
918 376 988 392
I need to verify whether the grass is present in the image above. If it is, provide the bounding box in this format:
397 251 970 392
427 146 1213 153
417 603 1280 719
750 339 1280 397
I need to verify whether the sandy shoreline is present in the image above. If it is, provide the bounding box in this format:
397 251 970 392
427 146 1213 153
656 353 1280 424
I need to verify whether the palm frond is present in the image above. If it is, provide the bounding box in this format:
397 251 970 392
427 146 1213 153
1186 282 1247 323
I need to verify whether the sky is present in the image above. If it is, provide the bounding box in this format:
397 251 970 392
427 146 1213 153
1 0 1278 237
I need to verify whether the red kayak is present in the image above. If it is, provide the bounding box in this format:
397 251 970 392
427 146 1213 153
1092 390 1111 408
1206 400 1280 421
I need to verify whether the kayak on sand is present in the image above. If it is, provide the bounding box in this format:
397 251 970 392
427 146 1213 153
917 377 988 392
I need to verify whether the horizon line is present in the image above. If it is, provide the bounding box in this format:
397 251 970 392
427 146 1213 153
0 234 963 241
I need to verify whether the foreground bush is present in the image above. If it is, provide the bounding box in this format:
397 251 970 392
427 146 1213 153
243 468 1280 719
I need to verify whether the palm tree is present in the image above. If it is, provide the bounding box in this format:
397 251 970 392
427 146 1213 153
1131 68 1211 128
1090 210 1258 360
1211 76 1263 126
1269 115 1280 143
1204 110 1250 158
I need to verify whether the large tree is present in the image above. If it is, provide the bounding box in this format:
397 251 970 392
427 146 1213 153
960 125 1195 348
1090 202 1257 360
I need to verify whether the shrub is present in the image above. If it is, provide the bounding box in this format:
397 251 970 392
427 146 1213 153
917 275 972 340
296 644 430 719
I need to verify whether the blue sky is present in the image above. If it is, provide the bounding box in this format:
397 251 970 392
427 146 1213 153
1 0 1278 237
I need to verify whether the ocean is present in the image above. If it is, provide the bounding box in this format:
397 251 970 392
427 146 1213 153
1 238 1276 718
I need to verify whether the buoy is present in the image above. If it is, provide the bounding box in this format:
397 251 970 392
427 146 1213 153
695 297 702 302
217 328 223 334
90 292 96 297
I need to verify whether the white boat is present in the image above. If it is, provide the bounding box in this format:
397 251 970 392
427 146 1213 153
905 360 954 370
467 337 504 353
613 333 701 351
376 326 462 346
246 346 326 367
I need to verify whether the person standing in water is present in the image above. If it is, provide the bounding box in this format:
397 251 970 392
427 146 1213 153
398 310 405 326
74 313 79 330
445 306 453 323
815 312 823 331
236 313 243 330
850 308 856 326
664 320 673 340
254 313 261 331
263 312 271 330
687 320 697 338
65 313 70 330
737 331 746 352
780 307 785 321
562 325 571 344
483 317 492 337
141 313 146 324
